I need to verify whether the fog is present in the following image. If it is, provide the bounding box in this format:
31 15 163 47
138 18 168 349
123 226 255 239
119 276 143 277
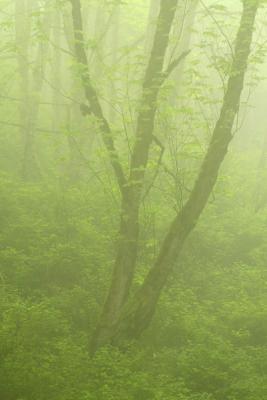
0 1 267 399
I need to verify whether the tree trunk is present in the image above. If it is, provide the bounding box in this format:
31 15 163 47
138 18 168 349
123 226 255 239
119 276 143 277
16 0 51 181
51 9 62 134
15 0 32 179
107 4 120 123
170 0 199 94
255 130 267 212
111 0 259 344
23 5 52 180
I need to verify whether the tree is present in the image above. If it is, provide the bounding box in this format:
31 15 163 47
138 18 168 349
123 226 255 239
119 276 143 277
16 0 51 180
15 0 32 179
69 0 259 353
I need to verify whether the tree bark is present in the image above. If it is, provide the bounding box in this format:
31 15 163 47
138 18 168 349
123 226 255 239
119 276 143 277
111 0 259 344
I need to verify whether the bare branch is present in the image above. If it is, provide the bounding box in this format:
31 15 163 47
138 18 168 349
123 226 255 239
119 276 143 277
162 49 191 81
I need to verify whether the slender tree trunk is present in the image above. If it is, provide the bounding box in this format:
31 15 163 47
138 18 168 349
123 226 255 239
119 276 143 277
170 0 199 93
107 5 120 123
61 5 82 180
15 0 32 179
255 130 267 212
52 9 62 134
111 0 259 344
16 0 51 180
23 5 52 180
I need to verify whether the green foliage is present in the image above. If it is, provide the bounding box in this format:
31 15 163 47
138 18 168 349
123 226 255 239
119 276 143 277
1 150 267 399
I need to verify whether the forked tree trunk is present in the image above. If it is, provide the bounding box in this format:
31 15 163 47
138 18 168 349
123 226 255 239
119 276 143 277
110 0 259 344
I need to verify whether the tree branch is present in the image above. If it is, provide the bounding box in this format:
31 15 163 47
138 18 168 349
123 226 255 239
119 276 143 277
162 49 191 82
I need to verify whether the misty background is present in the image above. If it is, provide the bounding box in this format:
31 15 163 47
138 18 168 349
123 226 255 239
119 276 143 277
0 1 267 399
